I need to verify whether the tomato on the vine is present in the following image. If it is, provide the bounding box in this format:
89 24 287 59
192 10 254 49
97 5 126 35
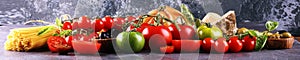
78 16 91 29
127 23 150 33
142 26 172 51
63 22 72 30
72 22 79 29
93 18 104 32
168 24 195 40
126 16 136 22
102 16 114 30
201 38 214 52
47 36 72 53
113 17 125 31
228 36 243 53
160 46 174 54
213 38 229 53
242 35 256 51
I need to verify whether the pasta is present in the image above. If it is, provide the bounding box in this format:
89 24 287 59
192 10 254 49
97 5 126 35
4 25 58 51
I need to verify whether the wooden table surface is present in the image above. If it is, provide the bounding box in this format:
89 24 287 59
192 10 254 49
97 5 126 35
1 24 300 60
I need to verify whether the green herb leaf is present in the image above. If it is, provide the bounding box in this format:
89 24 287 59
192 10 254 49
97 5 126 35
55 17 63 28
180 4 194 26
38 26 55 36
60 30 72 37
255 35 268 51
265 21 279 31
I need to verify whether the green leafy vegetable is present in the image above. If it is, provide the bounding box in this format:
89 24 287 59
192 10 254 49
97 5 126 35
55 18 63 28
38 26 55 36
265 21 279 31
180 4 194 26
254 20 279 51
255 35 268 51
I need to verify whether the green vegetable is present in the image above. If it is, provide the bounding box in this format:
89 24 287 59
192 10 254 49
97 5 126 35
254 20 279 51
55 18 63 28
197 23 223 40
180 4 194 26
265 21 279 31
255 35 268 50
116 32 145 53
38 26 55 36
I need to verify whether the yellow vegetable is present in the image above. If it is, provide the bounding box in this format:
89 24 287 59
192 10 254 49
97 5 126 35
4 25 58 51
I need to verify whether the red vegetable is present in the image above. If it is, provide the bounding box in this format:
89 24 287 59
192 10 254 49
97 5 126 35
213 38 229 53
102 16 114 30
228 36 243 53
242 35 256 51
160 46 174 54
201 38 214 52
47 36 72 53
172 40 202 52
62 22 72 30
142 26 172 51
168 24 195 40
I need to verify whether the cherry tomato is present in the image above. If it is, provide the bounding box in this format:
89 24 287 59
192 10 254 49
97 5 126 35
93 18 104 32
242 35 256 51
47 36 72 53
142 26 172 51
78 16 91 29
72 22 79 29
172 40 202 52
113 17 125 31
72 40 101 54
201 38 214 52
126 23 150 33
228 36 243 53
66 36 73 47
102 16 114 30
169 24 196 40
126 16 136 22
160 46 174 54
213 38 229 53
63 22 72 30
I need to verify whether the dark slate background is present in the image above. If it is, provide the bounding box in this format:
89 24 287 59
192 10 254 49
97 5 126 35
0 0 299 35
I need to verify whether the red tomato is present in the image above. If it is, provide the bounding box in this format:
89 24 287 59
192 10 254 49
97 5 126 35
72 40 101 54
72 22 79 29
47 36 72 53
93 18 104 32
168 25 195 40
63 22 72 30
242 35 256 51
126 23 150 33
78 16 91 29
160 46 174 54
113 17 125 30
102 16 114 30
201 38 214 52
66 36 73 47
172 40 202 52
142 26 172 51
213 38 229 53
228 36 243 53
126 16 136 22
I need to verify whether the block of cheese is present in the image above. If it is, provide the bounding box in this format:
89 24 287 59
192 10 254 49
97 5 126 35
202 11 237 36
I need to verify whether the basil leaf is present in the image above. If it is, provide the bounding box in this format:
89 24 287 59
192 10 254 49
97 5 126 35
255 35 268 51
248 30 260 37
265 21 279 31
